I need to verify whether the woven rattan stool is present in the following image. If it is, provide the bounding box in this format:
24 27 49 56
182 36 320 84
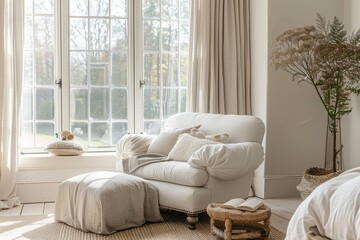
206 203 271 240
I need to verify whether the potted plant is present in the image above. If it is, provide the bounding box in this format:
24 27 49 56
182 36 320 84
271 14 360 198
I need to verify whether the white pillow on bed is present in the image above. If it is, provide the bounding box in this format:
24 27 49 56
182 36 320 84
167 133 218 162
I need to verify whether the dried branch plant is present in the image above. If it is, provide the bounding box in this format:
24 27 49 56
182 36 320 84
271 14 360 172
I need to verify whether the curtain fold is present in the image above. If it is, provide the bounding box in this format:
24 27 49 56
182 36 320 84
187 0 251 115
0 0 24 210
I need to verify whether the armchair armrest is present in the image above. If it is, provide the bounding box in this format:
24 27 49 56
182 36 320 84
188 142 264 181
116 134 156 159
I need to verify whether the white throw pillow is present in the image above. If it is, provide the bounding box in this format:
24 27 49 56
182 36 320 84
167 133 218 162
116 134 155 159
45 140 86 156
147 125 200 156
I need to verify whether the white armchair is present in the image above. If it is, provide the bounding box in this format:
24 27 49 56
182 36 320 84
116 112 265 229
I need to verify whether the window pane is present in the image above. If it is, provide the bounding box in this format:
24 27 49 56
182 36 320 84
180 21 189 51
24 51 34 86
68 3 129 147
34 16 54 49
144 53 160 86
142 0 189 131
180 54 188 87
112 122 127 145
180 0 189 20
112 52 127 86
112 88 127 119
89 52 110 85
36 88 54 120
162 53 178 87
35 122 54 147
144 20 160 51
89 0 109 16
35 51 54 86
71 122 89 145
162 0 178 20
70 0 88 16
143 0 160 18
70 52 87 86
89 19 109 50
21 122 34 148
34 0 54 14
144 88 160 119
70 89 88 120
144 121 161 135
25 0 33 15
162 20 178 51
180 89 186 112
111 19 127 50
163 88 178 119
22 0 56 149
90 122 109 145
24 17 33 49
23 88 33 120
90 88 109 120
111 0 127 17
70 18 88 50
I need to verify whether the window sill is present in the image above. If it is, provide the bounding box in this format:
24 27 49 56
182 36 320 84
17 152 119 184
19 152 118 170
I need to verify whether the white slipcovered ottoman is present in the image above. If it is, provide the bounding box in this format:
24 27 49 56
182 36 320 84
54 171 163 234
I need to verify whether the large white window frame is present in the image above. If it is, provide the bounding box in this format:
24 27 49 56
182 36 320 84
21 0 189 153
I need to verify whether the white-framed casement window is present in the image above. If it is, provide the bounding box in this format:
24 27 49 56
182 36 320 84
21 0 189 152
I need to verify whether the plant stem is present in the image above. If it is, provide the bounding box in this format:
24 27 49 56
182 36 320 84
332 123 337 172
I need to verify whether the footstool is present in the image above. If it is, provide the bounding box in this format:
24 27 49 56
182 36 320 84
207 203 271 240
54 171 163 234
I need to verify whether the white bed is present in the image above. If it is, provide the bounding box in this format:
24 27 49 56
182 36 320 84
286 167 360 240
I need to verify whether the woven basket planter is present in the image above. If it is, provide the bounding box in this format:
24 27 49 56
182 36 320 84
296 167 341 199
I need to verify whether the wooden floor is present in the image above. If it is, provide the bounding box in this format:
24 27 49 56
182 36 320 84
0 198 302 234
263 197 302 233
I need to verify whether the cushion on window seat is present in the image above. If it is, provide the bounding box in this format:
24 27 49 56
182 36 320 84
130 161 208 187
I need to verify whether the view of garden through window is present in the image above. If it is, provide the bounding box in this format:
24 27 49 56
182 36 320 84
21 0 189 150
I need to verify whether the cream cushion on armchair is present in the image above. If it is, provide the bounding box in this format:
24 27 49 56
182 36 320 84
116 112 265 229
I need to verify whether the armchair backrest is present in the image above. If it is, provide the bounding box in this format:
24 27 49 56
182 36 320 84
164 112 265 144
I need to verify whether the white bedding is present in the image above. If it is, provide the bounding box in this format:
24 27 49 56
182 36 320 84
286 167 360 240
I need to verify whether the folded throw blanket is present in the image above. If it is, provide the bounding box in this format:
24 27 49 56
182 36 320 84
122 153 168 173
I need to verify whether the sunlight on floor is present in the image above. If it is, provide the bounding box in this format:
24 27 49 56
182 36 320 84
0 215 54 240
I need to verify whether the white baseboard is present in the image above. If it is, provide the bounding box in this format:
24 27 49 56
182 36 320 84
253 174 302 198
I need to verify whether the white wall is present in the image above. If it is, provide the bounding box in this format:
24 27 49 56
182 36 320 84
250 0 268 197
342 0 360 170
251 0 343 198
267 0 343 174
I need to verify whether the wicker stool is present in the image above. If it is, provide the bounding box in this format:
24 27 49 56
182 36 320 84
206 203 271 240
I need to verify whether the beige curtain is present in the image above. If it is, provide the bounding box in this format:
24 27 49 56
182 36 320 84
0 0 24 210
187 0 251 114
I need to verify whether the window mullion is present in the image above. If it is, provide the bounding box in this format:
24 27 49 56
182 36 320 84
133 0 143 133
60 0 70 132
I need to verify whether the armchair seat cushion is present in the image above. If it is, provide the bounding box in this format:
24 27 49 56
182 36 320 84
131 161 209 187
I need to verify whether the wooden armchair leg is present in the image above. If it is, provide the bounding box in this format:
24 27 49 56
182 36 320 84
186 213 199 230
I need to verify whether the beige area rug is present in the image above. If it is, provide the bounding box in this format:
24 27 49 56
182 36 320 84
0 212 285 240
